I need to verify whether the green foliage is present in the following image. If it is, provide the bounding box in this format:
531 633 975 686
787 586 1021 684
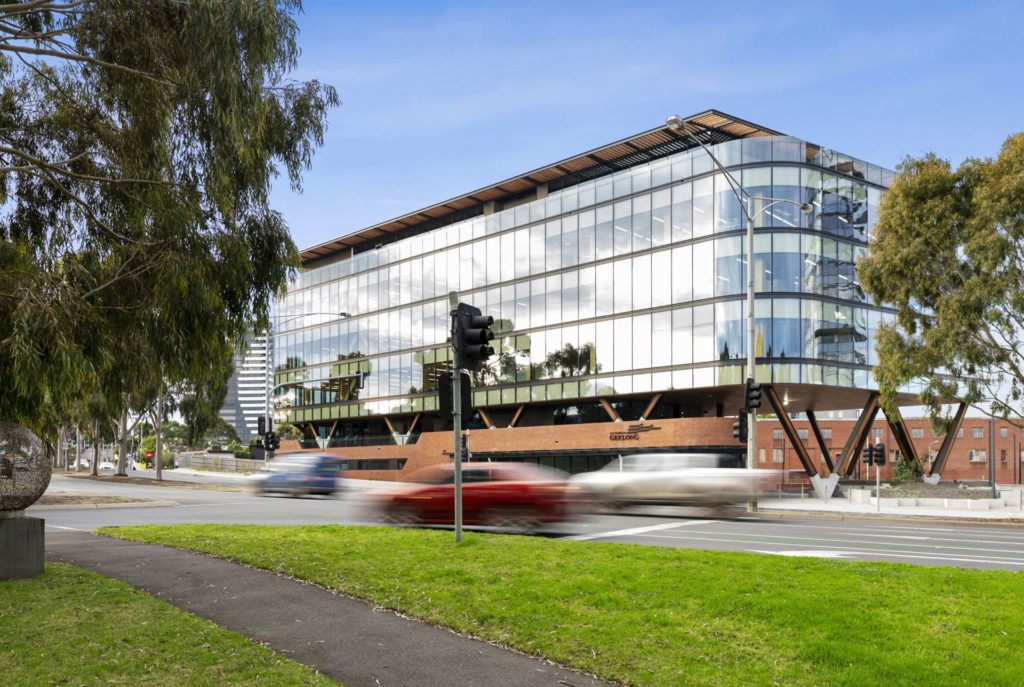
891 457 920 485
275 422 303 440
859 133 1024 426
104 525 1024 687
136 435 172 468
226 440 251 460
0 563 336 686
0 2 337 440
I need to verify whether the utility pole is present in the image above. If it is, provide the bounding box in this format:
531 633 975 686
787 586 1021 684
990 418 997 499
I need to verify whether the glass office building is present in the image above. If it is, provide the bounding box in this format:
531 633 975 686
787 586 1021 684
274 111 904 463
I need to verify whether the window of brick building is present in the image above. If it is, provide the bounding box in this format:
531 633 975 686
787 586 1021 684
872 428 883 439
972 427 984 438
1000 427 1008 439
1001 450 1007 463
969 450 987 462
911 428 924 438
957 428 964 438
772 448 783 464
821 428 832 441
797 429 808 440
772 429 783 441
759 448 766 464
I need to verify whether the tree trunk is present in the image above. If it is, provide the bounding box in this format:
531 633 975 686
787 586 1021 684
116 401 129 476
153 394 164 481
75 426 83 472
57 425 67 468
90 419 100 476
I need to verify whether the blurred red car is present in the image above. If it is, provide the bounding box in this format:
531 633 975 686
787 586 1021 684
379 462 574 531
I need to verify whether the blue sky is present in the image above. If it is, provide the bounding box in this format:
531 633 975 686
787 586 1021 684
272 0 1024 251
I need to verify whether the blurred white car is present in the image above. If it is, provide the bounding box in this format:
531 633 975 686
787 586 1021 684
570 453 776 508
98 460 115 471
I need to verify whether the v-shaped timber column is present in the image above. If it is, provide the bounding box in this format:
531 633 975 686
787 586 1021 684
881 404 925 474
834 392 881 477
804 410 835 473
763 385 817 479
928 402 969 478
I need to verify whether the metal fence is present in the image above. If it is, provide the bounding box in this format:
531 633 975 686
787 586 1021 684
176 452 264 473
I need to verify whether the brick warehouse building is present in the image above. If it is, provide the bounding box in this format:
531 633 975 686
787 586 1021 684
272 110 976 484
753 416 1024 484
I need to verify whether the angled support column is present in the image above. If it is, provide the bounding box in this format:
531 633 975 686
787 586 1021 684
763 385 817 478
928 402 968 479
834 392 880 477
881 404 924 474
599 399 620 422
477 408 493 429
326 420 338 448
804 410 834 473
639 394 663 422
508 404 526 428
407 413 422 435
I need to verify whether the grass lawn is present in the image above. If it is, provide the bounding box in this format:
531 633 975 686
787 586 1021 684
0 563 337 686
100 524 1024 687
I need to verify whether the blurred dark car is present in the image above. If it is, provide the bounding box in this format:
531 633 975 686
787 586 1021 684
254 453 342 497
379 462 574 531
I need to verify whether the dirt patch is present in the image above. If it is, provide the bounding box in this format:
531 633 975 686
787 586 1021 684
36 494 150 506
881 482 998 500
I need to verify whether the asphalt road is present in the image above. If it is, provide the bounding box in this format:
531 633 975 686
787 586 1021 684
36 473 1024 571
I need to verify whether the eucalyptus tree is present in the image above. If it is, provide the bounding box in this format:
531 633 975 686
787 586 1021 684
859 133 1024 425
0 2 338 442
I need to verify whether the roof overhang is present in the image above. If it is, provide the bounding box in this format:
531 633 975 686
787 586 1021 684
300 109 783 265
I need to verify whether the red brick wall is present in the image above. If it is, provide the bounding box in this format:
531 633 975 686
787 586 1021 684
278 416 1024 484
282 417 737 481
755 417 1024 483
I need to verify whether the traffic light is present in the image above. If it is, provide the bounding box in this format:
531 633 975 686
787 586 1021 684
257 415 266 436
438 370 472 421
745 377 762 412
732 410 748 443
452 302 494 371
862 445 874 466
873 443 886 465
264 432 280 451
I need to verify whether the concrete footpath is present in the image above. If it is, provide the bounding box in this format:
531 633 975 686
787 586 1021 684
46 531 615 687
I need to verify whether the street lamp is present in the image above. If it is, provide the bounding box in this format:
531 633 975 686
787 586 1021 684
666 115 812 511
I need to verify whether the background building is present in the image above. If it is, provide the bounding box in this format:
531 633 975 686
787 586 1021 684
220 333 271 442
273 110 934 480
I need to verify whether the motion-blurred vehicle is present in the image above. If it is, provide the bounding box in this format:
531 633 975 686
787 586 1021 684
378 462 574 531
98 460 115 471
570 453 773 509
253 453 342 497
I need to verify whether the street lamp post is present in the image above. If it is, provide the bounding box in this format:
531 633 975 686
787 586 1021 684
666 115 812 510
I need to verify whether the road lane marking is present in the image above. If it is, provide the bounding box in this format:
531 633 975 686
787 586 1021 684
752 520 1024 541
754 549 855 559
631 532 1024 564
565 519 717 541
640 528 1024 558
46 525 87 531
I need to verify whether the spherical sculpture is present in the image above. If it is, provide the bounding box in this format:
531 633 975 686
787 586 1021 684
0 422 51 511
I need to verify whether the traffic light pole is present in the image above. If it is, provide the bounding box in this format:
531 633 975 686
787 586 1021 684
745 198 757 513
449 291 464 543
876 441 882 513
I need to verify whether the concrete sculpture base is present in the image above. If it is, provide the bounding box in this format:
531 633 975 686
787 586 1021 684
0 512 44 579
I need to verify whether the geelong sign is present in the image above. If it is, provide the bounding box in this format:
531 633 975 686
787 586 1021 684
609 423 661 441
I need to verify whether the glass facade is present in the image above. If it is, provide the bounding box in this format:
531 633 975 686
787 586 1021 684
275 134 899 425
